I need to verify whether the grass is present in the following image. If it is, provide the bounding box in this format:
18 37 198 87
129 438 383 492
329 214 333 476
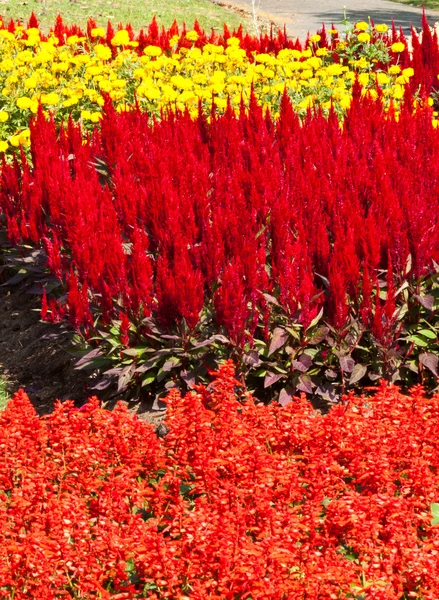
0 377 9 411
392 0 439 10
0 0 253 34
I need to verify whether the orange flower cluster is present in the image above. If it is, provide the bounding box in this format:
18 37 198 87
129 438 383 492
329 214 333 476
1 362 439 598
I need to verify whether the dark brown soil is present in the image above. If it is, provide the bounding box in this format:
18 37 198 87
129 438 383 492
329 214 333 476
0 282 165 425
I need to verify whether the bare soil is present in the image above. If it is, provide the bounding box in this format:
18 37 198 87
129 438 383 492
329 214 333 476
0 282 165 425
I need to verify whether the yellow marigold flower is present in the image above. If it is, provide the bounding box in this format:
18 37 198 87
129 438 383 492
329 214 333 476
111 30 130 46
391 42 405 53
375 23 389 33
356 21 369 31
98 80 113 92
169 35 180 47
316 48 328 57
328 29 338 35
41 92 60 105
10 129 30 147
358 32 371 43
227 37 240 46
310 34 321 43
90 111 102 123
186 30 199 42
95 44 112 60
358 72 370 86
0 111 8 122
388 65 401 74
377 72 390 85
392 84 404 99
81 110 92 119
91 28 105 38
16 96 33 110
25 35 40 47
144 45 162 57
0 140 8 152
402 67 414 78
24 77 38 90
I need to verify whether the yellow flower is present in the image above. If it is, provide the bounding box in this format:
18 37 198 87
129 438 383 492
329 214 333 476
144 45 162 57
388 65 401 74
376 72 390 85
111 30 130 46
90 111 102 123
185 30 199 42
227 37 240 46
91 28 105 38
0 110 8 122
0 140 8 152
358 72 370 86
356 21 369 31
40 92 60 105
357 32 371 43
391 42 405 53
375 23 389 33
328 29 338 35
310 34 321 43
402 67 414 78
95 44 112 60
16 96 33 110
10 129 30 147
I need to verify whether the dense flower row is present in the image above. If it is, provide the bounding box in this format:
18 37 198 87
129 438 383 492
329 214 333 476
0 12 439 151
1 93 439 401
1 362 439 598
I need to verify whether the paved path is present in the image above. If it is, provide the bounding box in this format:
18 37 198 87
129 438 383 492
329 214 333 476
217 0 439 40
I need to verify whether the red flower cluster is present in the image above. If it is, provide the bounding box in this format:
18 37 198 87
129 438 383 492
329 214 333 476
1 93 439 338
1 363 439 598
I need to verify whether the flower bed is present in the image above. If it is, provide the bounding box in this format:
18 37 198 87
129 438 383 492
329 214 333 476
1 91 439 402
0 12 439 151
1 362 439 598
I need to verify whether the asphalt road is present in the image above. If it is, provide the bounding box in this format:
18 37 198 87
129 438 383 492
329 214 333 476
217 0 439 39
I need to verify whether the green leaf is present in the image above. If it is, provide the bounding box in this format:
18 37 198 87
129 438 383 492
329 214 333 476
141 374 156 387
431 503 439 525
268 327 289 356
407 335 429 348
417 329 437 340
349 363 367 385
306 306 324 331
